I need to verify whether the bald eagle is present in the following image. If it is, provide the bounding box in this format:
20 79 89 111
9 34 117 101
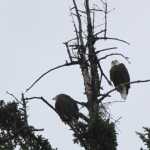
53 94 79 123
110 60 130 99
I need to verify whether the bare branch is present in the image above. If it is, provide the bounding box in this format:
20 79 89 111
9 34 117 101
78 10 86 14
65 37 77 43
79 112 89 122
99 79 150 102
6 91 21 103
25 96 56 113
72 0 85 48
96 37 130 45
75 8 104 14
25 96 89 123
30 128 44 132
74 99 88 108
70 11 80 49
92 11 95 34
64 42 73 62
96 47 118 54
103 100 126 105
96 60 112 86
72 28 79 47
25 61 79 92
98 53 130 63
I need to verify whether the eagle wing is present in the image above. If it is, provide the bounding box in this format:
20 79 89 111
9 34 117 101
55 95 79 122
110 63 130 89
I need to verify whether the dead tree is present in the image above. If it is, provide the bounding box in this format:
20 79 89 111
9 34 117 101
23 0 150 150
25 0 123 149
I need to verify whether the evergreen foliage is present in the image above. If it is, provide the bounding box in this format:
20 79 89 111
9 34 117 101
137 127 150 150
0 100 55 150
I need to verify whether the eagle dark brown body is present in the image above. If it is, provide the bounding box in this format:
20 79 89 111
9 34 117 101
54 94 79 123
110 60 130 99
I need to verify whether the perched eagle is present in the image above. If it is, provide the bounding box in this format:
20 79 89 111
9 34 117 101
53 94 79 123
110 60 130 99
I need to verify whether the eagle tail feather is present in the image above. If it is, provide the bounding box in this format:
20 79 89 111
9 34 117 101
120 86 127 100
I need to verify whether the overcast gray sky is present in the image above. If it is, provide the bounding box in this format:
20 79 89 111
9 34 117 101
0 0 150 150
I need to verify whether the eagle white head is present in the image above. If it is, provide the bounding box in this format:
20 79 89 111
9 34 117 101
111 60 120 67
52 95 58 101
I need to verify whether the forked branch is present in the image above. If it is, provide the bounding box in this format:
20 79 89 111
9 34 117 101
25 96 56 113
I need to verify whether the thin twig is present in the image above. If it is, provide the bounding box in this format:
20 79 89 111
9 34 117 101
72 0 85 48
97 37 130 45
70 11 80 51
103 100 126 105
25 61 79 92
107 8 116 14
64 42 73 62
6 91 21 103
70 11 81 61
90 8 104 12
79 113 89 122
94 29 106 36
100 0 106 5
96 47 118 54
104 2 107 38
71 12 82 17
78 10 86 14
114 116 122 124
